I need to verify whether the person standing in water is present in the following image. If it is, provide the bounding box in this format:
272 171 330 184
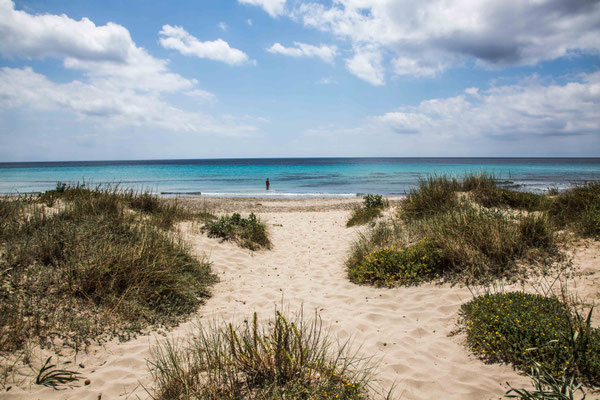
266 178 270 190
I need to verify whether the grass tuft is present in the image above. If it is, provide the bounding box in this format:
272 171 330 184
206 213 271 250
35 357 83 390
548 181 600 238
149 310 385 399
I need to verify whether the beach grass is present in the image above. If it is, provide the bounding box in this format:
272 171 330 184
0 184 216 353
149 310 385 400
205 212 272 250
548 181 600 238
346 194 388 227
347 174 564 286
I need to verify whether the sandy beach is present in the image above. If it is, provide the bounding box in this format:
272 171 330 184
4 196 599 400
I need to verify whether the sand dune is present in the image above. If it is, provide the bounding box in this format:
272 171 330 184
6 198 599 400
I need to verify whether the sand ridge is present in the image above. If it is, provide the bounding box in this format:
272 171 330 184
6 198 590 400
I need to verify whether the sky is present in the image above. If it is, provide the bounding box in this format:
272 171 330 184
0 0 599 161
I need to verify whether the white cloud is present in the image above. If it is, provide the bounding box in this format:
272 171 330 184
0 67 255 136
218 22 228 31
371 73 600 138
0 0 193 92
185 89 217 103
267 41 337 63
345 48 384 86
0 0 130 62
290 0 600 84
0 2 259 137
159 25 249 66
238 0 286 17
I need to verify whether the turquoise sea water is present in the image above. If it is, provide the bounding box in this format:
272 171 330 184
1 158 599 197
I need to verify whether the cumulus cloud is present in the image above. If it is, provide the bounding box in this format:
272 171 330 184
0 2 258 136
159 25 250 66
0 67 254 136
371 73 600 138
0 0 192 92
345 48 384 85
290 0 600 84
238 0 286 17
267 42 337 63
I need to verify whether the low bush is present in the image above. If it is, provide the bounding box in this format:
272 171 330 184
460 292 600 386
206 213 271 250
0 187 216 352
149 311 385 399
363 194 386 209
348 240 444 287
346 194 388 227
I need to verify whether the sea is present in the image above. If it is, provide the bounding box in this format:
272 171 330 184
1 158 599 198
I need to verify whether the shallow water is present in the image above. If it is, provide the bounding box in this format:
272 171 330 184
1 157 599 197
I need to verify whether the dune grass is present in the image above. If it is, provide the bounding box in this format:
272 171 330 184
0 184 216 353
548 181 600 238
346 194 388 227
460 291 600 388
149 310 387 400
206 212 271 250
347 174 565 286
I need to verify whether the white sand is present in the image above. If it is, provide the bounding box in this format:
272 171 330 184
5 198 599 400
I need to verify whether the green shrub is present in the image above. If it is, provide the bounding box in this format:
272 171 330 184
348 240 444 287
346 194 388 227
0 188 216 352
460 292 600 386
207 213 271 250
363 194 386 209
149 311 384 399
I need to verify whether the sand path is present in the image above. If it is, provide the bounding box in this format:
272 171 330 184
6 208 534 400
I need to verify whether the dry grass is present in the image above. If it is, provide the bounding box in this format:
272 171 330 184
149 310 390 399
0 185 217 355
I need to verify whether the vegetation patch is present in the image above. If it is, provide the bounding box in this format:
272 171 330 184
149 311 384 399
548 182 600 238
347 240 444 287
348 174 563 285
460 292 600 387
346 194 389 227
348 204 558 285
0 185 216 353
206 212 271 250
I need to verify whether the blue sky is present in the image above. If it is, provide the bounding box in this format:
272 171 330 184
0 0 599 161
